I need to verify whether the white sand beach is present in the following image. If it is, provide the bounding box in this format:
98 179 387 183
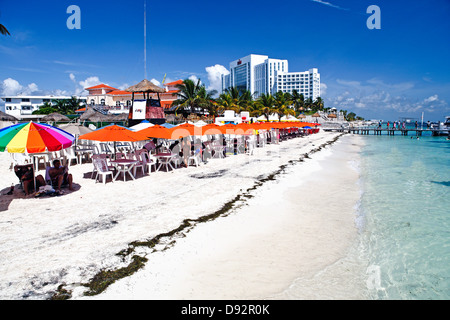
0 131 365 300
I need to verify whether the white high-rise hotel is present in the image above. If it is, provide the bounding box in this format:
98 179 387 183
221 54 320 101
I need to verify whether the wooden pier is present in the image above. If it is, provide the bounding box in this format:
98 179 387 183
347 128 445 136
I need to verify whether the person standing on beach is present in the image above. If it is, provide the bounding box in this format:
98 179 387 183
181 137 191 168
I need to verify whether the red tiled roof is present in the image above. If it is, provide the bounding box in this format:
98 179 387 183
107 90 131 96
75 107 86 113
85 84 118 90
164 80 183 86
160 101 174 109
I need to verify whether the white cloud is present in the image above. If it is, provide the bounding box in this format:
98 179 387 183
118 83 130 90
205 64 229 93
311 0 349 11
2 78 23 96
424 94 438 103
78 76 102 90
74 76 103 95
1 78 40 96
336 79 361 87
188 75 200 84
320 83 327 96
163 77 175 85
328 87 448 116
150 79 161 86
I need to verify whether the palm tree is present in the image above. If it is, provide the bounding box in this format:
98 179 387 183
305 97 314 112
254 93 276 121
65 96 85 114
216 87 253 114
51 99 68 114
274 91 293 121
347 112 356 121
290 90 305 115
0 24 10 36
313 97 324 111
216 89 240 112
32 102 58 115
206 101 225 119
172 79 216 116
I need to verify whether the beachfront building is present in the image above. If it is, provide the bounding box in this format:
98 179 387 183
221 54 320 101
84 80 181 114
1 95 87 120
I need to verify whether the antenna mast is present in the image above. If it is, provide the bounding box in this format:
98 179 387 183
144 0 147 79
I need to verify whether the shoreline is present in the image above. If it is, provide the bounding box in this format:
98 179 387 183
0 131 361 300
83 133 364 300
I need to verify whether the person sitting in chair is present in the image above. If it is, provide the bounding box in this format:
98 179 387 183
14 164 46 196
48 159 74 193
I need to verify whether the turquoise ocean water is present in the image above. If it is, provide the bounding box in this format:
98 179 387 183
358 132 450 299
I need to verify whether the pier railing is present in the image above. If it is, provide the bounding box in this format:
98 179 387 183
347 127 447 136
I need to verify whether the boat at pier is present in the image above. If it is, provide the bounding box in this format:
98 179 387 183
431 116 449 136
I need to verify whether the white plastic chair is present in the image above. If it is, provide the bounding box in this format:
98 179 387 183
133 150 146 176
139 149 157 174
10 153 31 169
64 146 80 166
188 148 202 167
93 157 113 185
91 154 114 179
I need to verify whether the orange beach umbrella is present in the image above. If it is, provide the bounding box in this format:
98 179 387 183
78 124 149 142
138 125 187 140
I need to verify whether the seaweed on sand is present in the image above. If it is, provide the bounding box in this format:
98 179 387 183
51 133 346 299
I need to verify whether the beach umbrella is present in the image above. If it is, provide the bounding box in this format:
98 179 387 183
138 125 185 140
58 123 94 148
0 121 75 153
78 124 148 142
328 113 337 119
79 124 150 156
129 121 155 131
194 120 208 127
58 123 93 136
281 115 298 122
170 123 199 137
200 124 227 135
160 123 176 129
42 112 71 122
0 121 75 192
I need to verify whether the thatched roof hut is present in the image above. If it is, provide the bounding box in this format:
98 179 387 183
80 107 114 122
125 79 165 94
42 112 71 122
0 110 18 121
328 113 337 119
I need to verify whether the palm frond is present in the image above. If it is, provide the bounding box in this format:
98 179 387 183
0 24 10 36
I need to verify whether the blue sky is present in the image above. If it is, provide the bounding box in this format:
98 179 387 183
1 0 449 121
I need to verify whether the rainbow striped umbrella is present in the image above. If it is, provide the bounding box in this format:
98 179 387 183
0 121 75 154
